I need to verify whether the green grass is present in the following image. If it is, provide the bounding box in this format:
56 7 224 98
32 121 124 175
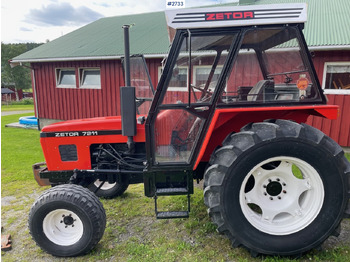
1 112 350 261
1 104 34 112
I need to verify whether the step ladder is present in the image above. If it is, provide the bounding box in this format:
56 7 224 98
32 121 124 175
154 187 190 219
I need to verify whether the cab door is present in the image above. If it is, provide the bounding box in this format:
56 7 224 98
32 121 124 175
145 29 239 169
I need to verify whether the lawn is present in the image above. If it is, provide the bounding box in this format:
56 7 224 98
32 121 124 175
1 113 350 262
1 104 34 112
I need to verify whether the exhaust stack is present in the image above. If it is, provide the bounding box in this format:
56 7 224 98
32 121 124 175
120 25 136 152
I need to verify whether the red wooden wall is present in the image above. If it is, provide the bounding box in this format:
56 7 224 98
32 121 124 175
307 50 350 147
31 58 161 121
307 94 350 147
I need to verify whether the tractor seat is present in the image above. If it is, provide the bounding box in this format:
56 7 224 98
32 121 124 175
247 80 273 102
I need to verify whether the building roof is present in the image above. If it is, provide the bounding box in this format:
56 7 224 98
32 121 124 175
11 0 350 63
1 88 15 94
12 11 170 63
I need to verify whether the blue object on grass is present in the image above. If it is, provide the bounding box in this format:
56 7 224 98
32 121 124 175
19 116 38 125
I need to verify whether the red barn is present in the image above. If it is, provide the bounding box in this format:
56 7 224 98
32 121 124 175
10 0 350 147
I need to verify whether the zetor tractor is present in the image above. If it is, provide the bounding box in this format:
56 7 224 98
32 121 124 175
29 4 349 257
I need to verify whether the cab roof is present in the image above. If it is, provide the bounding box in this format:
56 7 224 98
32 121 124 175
166 3 307 29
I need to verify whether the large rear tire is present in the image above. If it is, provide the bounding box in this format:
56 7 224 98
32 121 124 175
29 184 106 257
204 120 349 256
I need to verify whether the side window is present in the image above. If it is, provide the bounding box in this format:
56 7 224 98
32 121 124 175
158 66 188 91
322 62 350 94
194 66 223 89
79 68 101 89
56 69 76 88
161 34 233 105
221 49 263 103
220 27 322 104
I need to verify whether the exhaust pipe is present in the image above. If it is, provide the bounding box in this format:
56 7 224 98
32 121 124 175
120 25 136 153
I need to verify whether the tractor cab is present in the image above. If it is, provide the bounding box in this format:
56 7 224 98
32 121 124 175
142 4 331 198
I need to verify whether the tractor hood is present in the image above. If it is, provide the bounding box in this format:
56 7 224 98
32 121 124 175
41 116 124 133
39 116 146 171
40 115 147 142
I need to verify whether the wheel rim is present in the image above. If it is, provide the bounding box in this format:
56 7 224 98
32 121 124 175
43 209 83 246
239 156 324 235
94 179 116 190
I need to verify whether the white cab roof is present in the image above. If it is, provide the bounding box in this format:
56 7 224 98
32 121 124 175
166 3 307 29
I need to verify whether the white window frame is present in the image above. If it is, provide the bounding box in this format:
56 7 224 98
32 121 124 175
158 66 188 91
322 62 350 95
56 68 76 88
193 65 223 91
79 68 101 89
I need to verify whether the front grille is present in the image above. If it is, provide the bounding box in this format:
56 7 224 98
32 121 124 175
59 144 78 161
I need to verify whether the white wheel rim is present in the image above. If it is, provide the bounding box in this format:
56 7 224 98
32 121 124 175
239 156 324 235
94 179 116 190
43 209 84 246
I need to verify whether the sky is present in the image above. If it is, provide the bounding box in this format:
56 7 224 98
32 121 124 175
1 0 236 44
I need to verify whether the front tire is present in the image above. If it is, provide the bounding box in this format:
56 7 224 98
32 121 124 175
204 120 349 256
29 184 106 257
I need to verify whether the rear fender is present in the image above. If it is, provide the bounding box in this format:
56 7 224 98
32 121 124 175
194 105 338 169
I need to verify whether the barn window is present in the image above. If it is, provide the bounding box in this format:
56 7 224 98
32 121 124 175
79 68 101 89
158 66 188 91
194 66 223 89
322 62 350 94
56 69 76 88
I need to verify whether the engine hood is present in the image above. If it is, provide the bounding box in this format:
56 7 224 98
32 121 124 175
41 116 123 133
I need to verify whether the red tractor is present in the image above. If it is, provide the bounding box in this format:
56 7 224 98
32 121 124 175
29 4 350 257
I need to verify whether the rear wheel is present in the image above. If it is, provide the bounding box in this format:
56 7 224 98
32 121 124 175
29 184 106 257
88 176 129 198
204 120 349 256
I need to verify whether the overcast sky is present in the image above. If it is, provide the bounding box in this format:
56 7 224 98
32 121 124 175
1 0 236 43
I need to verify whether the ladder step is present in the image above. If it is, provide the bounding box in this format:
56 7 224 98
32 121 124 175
156 187 188 195
156 211 189 219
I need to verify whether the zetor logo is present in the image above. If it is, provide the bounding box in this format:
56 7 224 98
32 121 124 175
206 11 254 21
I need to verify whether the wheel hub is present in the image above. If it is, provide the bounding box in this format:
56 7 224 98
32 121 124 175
62 214 75 227
266 181 282 196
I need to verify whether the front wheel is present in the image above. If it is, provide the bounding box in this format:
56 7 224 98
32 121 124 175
29 184 106 257
204 120 349 256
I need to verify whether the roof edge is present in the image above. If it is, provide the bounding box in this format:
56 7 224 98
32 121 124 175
10 54 168 65
309 45 350 51
10 45 350 66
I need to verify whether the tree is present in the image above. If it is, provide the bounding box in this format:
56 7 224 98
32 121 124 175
1 43 42 100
